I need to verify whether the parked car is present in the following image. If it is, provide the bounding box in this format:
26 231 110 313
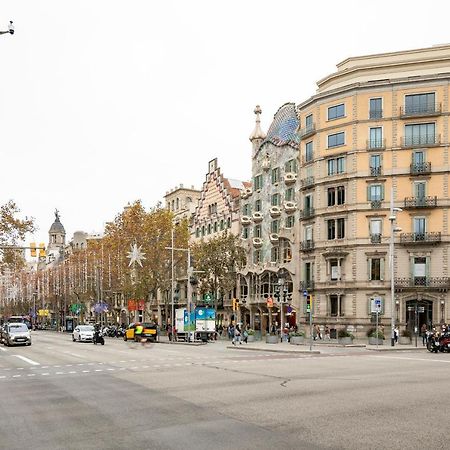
0 324 7 344
72 325 95 342
124 322 157 342
4 323 32 346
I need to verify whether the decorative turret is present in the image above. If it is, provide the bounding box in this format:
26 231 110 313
47 209 66 264
249 105 266 154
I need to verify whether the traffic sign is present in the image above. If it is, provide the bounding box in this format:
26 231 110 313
303 290 308 297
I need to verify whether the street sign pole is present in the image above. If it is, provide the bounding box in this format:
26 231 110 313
376 309 379 349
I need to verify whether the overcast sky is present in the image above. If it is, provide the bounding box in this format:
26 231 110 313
1 0 450 246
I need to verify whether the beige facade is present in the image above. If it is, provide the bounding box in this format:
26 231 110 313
295 44 450 338
164 185 200 226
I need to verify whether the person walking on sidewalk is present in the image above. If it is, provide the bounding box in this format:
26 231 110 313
324 325 330 340
232 324 241 345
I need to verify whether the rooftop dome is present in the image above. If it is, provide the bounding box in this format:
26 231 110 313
49 209 65 234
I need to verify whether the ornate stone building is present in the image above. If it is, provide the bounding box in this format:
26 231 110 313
164 184 201 226
239 104 301 333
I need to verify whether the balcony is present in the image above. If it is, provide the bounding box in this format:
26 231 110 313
402 135 440 148
300 280 315 291
299 123 316 140
269 233 279 243
395 277 450 291
284 201 297 213
300 176 315 189
301 240 315 251
370 166 382 177
284 172 297 184
410 162 431 175
370 200 382 209
403 196 437 209
399 232 441 245
269 206 282 217
366 139 386 151
252 211 263 222
400 103 441 118
241 216 251 225
369 109 383 120
252 237 263 248
370 233 381 244
300 207 315 219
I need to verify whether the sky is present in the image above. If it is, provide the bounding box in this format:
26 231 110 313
1 0 450 247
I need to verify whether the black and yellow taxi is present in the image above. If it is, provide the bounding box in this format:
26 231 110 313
124 322 158 342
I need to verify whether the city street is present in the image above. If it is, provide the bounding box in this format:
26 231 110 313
0 333 450 449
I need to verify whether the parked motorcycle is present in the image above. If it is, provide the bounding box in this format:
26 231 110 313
438 332 450 352
427 333 440 353
93 331 105 345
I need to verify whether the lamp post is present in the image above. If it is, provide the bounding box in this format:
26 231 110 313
0 20 14 36
389 189 402 346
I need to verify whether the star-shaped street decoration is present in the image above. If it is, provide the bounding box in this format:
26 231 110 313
127 243 146 268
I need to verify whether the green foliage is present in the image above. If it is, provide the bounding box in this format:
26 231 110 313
246 328 255 335
401 328 412 338
367 327 385 339
289 331 305 337
338 329 354 339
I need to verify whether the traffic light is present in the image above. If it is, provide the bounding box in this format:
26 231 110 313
39 243 46 258
306 295 312 313
30 242 36 257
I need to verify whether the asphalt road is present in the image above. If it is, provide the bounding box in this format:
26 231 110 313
1 332 449 450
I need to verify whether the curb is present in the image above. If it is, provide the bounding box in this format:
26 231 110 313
156 341 206 346
226 346 320 354
366 347 427 352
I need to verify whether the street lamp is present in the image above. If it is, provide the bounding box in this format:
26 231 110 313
389 195 402 346
0 20 14 36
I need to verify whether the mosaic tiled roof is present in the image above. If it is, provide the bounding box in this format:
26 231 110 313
262 103 299 148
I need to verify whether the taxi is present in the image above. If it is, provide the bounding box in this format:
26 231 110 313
124 322 158 342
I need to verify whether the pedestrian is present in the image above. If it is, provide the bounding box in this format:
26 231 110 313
421 323 427 346
232 324 241 345
167 323 173 342
312 325 317 341
324 325 330 340
315 324 322 340
394 326 399 343
243 326 249 344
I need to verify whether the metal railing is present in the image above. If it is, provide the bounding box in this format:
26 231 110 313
399 232 441 244
370 233 381 244
300 280 315 290
301 240 315 251
370 166 382 176
403 196 437 208
299 123 316 139
371 200 382 209
400 103 441 117
369 109 383 120
395 277 450 289
410 162 431 175
366 139 386 150
402 135 440 147
301 176 315 188
300 207 315 219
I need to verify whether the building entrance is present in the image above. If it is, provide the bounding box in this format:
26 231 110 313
405 299 433 334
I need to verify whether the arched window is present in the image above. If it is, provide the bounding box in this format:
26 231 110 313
214 222 218 232
227 217 231 228
196 228 200 238
176 198 179 210
201 226 205 236
220 219 224 230
208 224 212 234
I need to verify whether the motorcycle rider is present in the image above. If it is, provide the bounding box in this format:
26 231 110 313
93 323 101 344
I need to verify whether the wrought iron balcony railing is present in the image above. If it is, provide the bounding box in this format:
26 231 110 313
370 233 381 244
399 232 441 244
300 280 315 290
300 207 315 219
301 240 315 251
301 176 315 189
299 123 316 139
371 200 382 209
366 139 386 150
395 277 450 290
410 162 431 175
403 196 437 209
370 166 382 176
400 103 441 118
402 135 440 147
369 109 383 120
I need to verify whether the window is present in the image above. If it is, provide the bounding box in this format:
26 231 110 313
220 219 224 230
328 132 345 148
413 150 424 165
285 188 295 202
227 217 231 228
271 193 280 206
254 174 263 190
413 217 426 240
369 127 383 149
328 103 345 120
330 295 343 317
405 93 435 114
283 243 292 263
176 198 179 210
368 258 383 281
367 184 384 201
271 247 279 263
285 159 298 173
327 156 346 175
271 167 280 184
242 227 250 239
413 256 427 285
370 219 382 241
304 194 313 210
242 204 251 216
285 215 295 228
254 199 262 212
254 225 262 238
305 114 313 127
201 226 205 237
405 123 436 146
253 250 262 264
305 141 313 162
414 181 426 198
370 154 381 169
271 220 280 234
214 222 218 232
196 228 200 238
207 224 212 234
328 218 345 239
329 259 340 281
328 186 345 206
304 262 313 282
369 98 382 119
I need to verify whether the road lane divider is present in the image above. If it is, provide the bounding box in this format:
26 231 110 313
0 347 7 352
12 355 40 366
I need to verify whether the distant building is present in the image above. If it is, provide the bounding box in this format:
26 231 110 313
164 184 201 225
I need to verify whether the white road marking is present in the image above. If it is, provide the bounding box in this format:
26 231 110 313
69 371 76 374
63 352 83 358
56 372 64 375
0 347 7 352
27 374 36 377
107 368 115 371
12 355 40 366
41 373 49 376
95 369 103 372
371 355 450 364
0 375 5 379
17 367 24 370
12 375 21 378
82 370 90 373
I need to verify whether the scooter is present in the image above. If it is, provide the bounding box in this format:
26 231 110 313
438 332 450 352
93 331 105 345
427 333 440 353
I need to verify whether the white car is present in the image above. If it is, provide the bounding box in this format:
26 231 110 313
4 323 31 346
72 325 95 342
